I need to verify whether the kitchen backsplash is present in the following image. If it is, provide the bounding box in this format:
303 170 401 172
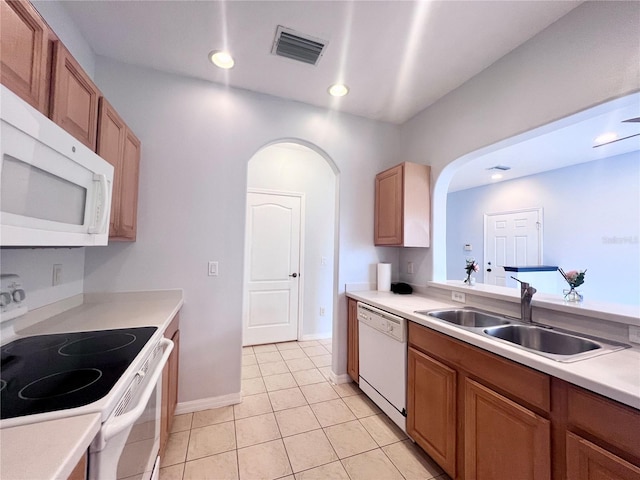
0 248 85 310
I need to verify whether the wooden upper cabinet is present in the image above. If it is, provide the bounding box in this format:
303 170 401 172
347 298 359 383
97 98 141 241
50 42 100 150
97 98 126 236
465 378 551 480
0 0 51 114
117 130 141 240
374 162 431 247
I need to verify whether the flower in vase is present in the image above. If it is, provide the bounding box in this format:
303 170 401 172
464 259 479 284
558 268 586 288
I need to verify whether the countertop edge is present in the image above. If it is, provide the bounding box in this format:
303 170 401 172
347 290 640 410
0 413 101 480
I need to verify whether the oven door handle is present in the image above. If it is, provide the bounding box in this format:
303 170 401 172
99 337 174 446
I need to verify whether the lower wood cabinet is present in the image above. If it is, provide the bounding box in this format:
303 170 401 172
403 319 640 480
566 432 640 480
67 451 87 480
347 298 359 383
160 313 180 457
407 346 456 477
465 378 550 480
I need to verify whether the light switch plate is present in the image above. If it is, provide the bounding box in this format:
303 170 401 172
208 261 218 276
451 291 466 303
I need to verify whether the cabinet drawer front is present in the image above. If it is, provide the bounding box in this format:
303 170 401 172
566 432 640 480
566 384 640 460
409 322 550 412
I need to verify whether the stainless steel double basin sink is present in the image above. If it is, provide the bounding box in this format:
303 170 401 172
414 307 629 362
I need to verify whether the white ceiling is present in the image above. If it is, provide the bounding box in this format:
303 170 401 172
58 0 581 125
57 0 638 190
448 92 640 192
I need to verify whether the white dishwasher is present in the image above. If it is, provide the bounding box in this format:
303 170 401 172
357 302 407 432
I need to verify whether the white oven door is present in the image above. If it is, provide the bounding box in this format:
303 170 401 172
90 338 173 480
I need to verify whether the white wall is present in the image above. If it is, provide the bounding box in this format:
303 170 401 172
32 1 96 78
399 1 640 286
83 57 400 404
247 143 336 339
446 152 640 305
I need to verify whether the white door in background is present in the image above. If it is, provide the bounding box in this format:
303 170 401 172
484 209 542 286
243 191 302 346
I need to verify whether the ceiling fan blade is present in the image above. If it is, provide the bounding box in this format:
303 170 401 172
593 132 640 147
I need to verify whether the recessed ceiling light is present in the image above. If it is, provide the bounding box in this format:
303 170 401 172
491 173 503 180
328 84 349 97
594 132 618 146
209 50 235 69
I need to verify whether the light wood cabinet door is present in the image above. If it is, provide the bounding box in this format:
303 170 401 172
0 0 50 114
375 164 403 245
407 346 457 477
566 432 640 480
347 298 359 383
465 378 550 480
374 162 431 247
97 98 141 241
117 130 141 240
50 42 100 150
97 98 125 237
160 315 180 458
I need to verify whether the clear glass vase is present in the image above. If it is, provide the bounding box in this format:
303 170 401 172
563 287 583 302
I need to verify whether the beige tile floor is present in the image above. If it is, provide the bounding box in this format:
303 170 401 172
160 339 451 480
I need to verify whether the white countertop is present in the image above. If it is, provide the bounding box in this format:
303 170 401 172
1 414 101 480
348 290 640 410
1 290 184 480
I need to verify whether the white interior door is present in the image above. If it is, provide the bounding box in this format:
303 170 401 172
243 191 302 346
484 209 542 286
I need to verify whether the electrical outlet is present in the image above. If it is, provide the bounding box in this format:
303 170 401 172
629 326 640 344
208 261 218 276
451 291 466 303
407 262 414 274
320 307 325 316
52 264 63 286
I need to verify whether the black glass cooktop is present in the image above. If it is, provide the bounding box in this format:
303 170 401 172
0 327 157 420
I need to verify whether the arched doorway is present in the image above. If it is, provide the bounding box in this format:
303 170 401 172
243 140 339 346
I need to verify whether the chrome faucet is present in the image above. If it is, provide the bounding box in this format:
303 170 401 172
511 277 537 323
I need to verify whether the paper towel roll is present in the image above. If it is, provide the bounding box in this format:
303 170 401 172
377 263 391 291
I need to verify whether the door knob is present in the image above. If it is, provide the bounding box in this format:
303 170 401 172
289 273 298 278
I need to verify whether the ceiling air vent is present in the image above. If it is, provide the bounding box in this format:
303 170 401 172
271 26 327 66
486 165 511 171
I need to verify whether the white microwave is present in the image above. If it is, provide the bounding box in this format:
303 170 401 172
0 86 114 247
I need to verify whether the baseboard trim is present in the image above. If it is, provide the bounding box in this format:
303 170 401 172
175 392 242 415
300 332 332 341
330 371 353 385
